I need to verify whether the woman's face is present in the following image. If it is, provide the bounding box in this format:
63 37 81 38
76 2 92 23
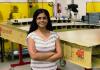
36 13 48 28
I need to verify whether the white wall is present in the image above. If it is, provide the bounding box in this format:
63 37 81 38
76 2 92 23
37 0 46 2
86 0 100 2
46 0 55 2
0 0 87 19
74 0 86 19
0 0 10 2
59 0 86 19
37 0 55 2
8 0 28 2
60 0 70 17
0 0 28 2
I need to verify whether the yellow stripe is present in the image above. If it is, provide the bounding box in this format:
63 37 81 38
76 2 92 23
86 2 100 13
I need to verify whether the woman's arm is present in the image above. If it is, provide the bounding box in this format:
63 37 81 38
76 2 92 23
27 37 55 61
46 37 63 62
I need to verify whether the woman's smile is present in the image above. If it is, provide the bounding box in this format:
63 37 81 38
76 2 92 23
36 13 48 28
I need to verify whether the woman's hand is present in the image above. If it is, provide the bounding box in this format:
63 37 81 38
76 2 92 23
46 38 62 62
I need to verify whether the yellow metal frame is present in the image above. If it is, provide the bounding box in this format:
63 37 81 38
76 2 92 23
0 2 54 22
86 2 100 13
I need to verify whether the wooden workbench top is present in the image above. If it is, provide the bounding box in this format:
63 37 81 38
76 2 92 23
58 29 100 47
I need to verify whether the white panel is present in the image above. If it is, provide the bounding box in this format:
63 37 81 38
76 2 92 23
9 0 28 2
86 0 100 2
55 0 86 19
46 0 55 2
38 0 56 3
37 0 42 2
0 0 10 2
60 0 71 16
53 0 72 17
95 0 100 1
37 0 55 2
86 0 92 2
74 0 86 19
37 0 46 2
0 0 28 2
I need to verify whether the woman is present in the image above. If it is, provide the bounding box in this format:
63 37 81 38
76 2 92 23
27 9 62 70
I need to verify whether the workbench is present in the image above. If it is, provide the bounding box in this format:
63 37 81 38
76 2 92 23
58 29 100 70
0 23 29 68
0 22 100 70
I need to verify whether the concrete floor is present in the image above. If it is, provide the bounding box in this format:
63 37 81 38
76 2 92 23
65 61 100 70
0 58 30 70
0 58 100 70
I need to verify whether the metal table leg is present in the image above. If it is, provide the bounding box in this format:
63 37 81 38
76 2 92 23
0 37 5 62
10 44 30 68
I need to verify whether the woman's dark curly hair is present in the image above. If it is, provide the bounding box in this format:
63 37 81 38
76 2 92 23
28 9 53 34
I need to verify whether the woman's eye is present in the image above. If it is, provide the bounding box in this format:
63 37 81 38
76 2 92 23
37 17 47 20
43 17 47 19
